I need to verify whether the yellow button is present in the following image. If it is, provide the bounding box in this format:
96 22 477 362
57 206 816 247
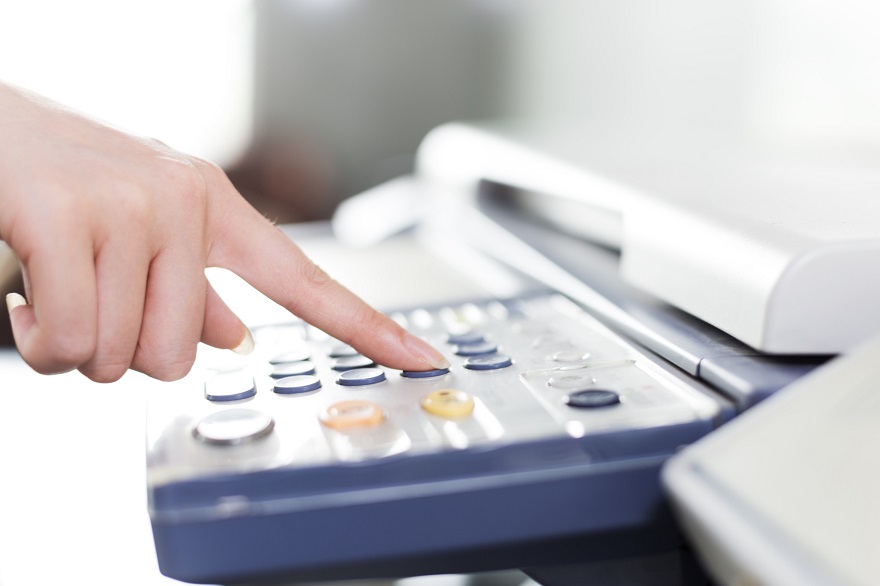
421 389 475 419
320 400 384 430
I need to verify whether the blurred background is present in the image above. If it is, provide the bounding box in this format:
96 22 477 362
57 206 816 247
2 0 879 226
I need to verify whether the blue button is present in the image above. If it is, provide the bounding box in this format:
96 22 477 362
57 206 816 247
330 355 375 371
337 368 387 386
273 374 323 395
455 341 498 356
463 354 513 371
565 389 620 409
205 373 257 402
446 331 485 345
269 349 311 364
401 368 451 379
270 360 316 378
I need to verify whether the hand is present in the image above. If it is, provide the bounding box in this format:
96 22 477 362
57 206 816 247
0 82 448 382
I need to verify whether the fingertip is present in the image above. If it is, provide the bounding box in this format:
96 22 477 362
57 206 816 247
201 282 253 355
403 333 450 370
6 292 34 346
6 292 27 313
231 326 254 356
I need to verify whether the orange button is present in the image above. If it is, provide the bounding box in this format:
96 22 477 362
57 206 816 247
421 389 475 419
319 400 384 430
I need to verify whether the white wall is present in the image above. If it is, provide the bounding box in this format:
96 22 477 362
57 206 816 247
501 0 880 156
0 0 254 167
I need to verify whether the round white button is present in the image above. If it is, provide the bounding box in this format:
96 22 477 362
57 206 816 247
193 409 274 445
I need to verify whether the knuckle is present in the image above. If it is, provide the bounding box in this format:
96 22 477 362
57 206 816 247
37 331 95 372
155 157 209 211
299 261 334 290
81 363 127 384
133 343 196 382
80 349 135 384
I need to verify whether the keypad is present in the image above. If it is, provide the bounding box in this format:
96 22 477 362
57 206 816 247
155 294 720 478
147 293 725 586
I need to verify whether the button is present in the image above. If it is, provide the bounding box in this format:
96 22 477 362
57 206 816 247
328 343 359 358
330 355 375 371
455 341 498 356
565 389 620 409
548 372 597 390
320 400 384 430
205 372 257 402
447 331 485 345
270 360 316 378
401 367 450 379
421 389 475 418
463 354 513 371
337 367 387 386
268 349 311 364
273 374 322 395
193 409 274 445
551 350 590 363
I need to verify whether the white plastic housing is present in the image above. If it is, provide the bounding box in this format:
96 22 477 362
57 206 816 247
416 122 880 354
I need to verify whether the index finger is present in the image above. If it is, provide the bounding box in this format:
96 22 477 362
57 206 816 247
204 175 448 371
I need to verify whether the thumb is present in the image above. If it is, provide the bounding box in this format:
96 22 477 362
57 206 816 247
200 281 254 355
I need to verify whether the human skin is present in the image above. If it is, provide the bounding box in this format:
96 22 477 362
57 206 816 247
0 81 448 383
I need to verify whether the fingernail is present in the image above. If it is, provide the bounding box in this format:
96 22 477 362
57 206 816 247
232 326 255 355
6 292 26 313
405 333 450 370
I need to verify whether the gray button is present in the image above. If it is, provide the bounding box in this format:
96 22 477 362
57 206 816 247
463 354 513 371
328 344 359 358
271 360 316 379
337 368 387 386
455 341 498 356
273 374 322 395
565 389 620 409
205 372 256 402
193 409 274 445
401 367 450 379
446 331 485 345
331 355 375 371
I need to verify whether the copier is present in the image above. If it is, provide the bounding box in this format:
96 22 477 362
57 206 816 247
147 121 880 585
